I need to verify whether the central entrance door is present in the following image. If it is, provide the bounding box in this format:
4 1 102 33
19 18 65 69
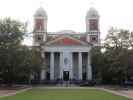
62 52 72 80
63 71 69 81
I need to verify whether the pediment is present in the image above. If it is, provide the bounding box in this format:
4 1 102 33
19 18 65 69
46 36 88 46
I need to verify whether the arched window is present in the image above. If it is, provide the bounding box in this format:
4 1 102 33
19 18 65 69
89 19 98 31
35 19 44 30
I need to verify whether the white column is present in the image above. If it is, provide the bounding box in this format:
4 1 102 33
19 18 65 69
59 52 63 79
41 52 46 80
41 70 46 80
78 52 82 80
70 52 73 80
87 52 92 80
30 74 34 80
50 52 54 80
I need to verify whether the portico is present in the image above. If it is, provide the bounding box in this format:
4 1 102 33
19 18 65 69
41 45 92 81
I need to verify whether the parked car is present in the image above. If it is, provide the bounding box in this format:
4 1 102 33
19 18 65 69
124 80 133 86
80 80 96 86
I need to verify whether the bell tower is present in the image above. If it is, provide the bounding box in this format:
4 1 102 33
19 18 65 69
33 7 48 46
86 7 100 45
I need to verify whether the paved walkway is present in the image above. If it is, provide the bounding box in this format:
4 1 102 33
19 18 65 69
0 87 32 98
101 88 133 99
117 90 133 99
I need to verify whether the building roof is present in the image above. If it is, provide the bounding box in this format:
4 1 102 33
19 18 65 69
34 7 47 18
86 7 99 18
45 30 91 46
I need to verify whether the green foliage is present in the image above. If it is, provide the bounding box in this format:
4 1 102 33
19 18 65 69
0 18 42 84
91 46 103 81
0 18 25 44
91 27 133 84
105 27 131 48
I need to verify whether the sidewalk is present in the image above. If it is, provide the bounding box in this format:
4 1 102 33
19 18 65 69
0 87 32 98
101 88 133 99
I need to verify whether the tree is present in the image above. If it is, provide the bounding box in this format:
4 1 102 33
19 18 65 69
91 27 133 85
0 18 42 85
105 27 131 49
102 27 130 84
101 47 128 84
91 46 104 82
13 46 42 84
0 18 25 84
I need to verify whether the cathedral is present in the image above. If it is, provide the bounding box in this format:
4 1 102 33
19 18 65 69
33 6 100 82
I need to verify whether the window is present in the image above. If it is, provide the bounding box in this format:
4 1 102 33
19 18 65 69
35 35 43 41
35 19 44 30
91 36 98 42
89 19 98 31
37 36 42 41
92 37 96 41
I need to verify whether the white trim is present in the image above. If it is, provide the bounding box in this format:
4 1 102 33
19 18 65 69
43 46 91 52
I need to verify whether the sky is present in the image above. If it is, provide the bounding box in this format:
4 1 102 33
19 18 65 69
0 0 133 45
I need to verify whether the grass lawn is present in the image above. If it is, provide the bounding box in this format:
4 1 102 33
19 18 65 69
0 88 131 100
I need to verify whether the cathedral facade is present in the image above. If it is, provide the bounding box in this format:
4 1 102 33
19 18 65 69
33 7 100 81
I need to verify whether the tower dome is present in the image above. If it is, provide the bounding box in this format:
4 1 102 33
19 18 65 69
86 7 99 18
34 7 47 19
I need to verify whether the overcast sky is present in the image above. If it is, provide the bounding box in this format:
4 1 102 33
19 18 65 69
0 0 133 44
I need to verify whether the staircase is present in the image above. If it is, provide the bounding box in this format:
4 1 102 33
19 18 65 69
57 81 76 87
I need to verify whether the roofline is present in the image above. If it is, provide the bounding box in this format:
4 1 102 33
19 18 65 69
45 35 89 46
